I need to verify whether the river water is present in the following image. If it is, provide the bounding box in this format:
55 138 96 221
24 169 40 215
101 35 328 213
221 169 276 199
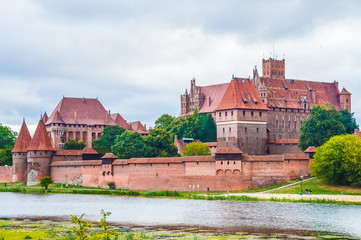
0 192 360 238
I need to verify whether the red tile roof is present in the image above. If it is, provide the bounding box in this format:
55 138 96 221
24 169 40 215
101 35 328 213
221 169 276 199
354 129 361 138
216 78 268 111
27 119 55 151
261 78 342 110
56 150 83 156
340 87 351 95
82 147 99 154
12 121 32 153
304 146 316 153
198 83 229 113
268 139 299 144
129 121 148 135
111 113 131 130
46 97 116 126
204 142 217 147
216 148 242 154
42 112 48 123
101 153 117 159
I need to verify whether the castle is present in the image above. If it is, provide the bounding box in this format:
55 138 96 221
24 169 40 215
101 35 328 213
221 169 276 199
181 57 351 155
2 57 348 191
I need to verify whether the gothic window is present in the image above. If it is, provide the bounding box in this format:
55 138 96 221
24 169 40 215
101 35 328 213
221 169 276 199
294 121 297 130
288 121 291 129
276 120 279 129
282 120 285 129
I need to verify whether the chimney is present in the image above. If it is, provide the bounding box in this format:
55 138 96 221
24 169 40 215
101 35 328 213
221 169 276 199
82 97 85 103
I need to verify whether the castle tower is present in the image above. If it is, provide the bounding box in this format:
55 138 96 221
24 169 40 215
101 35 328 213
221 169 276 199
340 87 351 113
262 57 285 79
11 119 32 183
26 119 55 186
48 110 65 149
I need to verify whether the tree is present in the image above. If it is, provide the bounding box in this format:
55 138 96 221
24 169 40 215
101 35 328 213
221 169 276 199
299 104 358 151
97 209 116 240
0 124 17 166
199 113 217 142
71 213 92 240
310 134 361 186
145 128 178 157
63 139 86 150
183 141 211 156
111 131 148 159
39 176 54 190
154 114 175 132
93 126 126 155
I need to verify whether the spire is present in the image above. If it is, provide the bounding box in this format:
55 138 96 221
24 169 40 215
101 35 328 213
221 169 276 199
26 119 55 151
11 120 32 153
340 87 351 95
42 112 48 124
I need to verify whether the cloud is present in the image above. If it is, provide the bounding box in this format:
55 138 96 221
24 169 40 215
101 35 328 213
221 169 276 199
1 0 361 133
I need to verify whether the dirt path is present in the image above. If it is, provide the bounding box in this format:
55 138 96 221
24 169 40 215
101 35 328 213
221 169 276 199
260 177 316 193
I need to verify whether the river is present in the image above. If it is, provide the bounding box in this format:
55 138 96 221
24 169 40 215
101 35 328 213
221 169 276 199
0 192 360 238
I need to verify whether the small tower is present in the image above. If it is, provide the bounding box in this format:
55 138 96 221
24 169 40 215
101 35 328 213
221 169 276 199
262 57 285 79
11 119 32 183
340 87 351 113
26 119 55 186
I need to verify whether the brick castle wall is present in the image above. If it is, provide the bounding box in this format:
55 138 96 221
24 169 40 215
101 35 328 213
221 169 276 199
0 166 13 182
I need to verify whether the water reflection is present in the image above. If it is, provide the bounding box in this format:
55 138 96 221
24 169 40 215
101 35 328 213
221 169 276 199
0 192 360 238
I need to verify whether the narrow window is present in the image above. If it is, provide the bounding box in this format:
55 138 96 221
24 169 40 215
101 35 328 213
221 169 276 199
229 127 231 132
231 111 233 116
225 112 227 117
219 112 221 117
251 111 254 116
243 111 245 116
259 112 262 117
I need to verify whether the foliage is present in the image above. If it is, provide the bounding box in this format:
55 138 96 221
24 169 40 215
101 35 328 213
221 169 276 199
299 104 358 151
96 209 117 240
0 124 17 166
155 110 216 142
106 182 115 190
183 141 211 156
92 126 126 156
144 128 178 157
310 134 361 186
39 176 53 190
111 131 148 159
64 139 86 150
70 213 92 240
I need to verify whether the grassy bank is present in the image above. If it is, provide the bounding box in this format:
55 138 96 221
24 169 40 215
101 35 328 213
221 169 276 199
268 178 361 195
1 179 361 205
0 218 353 240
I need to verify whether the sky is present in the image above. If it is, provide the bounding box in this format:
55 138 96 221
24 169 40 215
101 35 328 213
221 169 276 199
1 0 361 134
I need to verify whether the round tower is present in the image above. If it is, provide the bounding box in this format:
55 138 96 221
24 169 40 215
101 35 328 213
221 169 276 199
26 118 55 186
11 119 32 183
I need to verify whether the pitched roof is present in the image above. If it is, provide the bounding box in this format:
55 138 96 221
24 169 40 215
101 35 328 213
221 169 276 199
216 78 268 111
111 113 131 130
82 147 99 154
261 78 342 110
55 150 83 156
215 148 242 154
46 97 116 126
304 146 316 153
12 121 32 153
51 111 65 124
198 83 229 113
340 87 351 95
101 153 117 159
27 119 55 151
129 121 148 135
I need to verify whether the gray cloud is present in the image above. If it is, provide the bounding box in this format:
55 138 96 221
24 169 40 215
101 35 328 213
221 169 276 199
1 0 361 134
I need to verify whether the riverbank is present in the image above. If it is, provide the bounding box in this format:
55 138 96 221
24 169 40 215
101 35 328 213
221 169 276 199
1 179 361 205
0 218 355 240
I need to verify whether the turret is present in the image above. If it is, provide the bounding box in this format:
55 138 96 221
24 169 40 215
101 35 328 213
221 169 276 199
26 119 55 186
262 57 285 79
11 119 32 183
340 87 351 113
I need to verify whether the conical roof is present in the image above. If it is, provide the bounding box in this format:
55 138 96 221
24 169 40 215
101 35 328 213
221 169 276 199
12 120 32 153
26 119 55 151
42 112 48 123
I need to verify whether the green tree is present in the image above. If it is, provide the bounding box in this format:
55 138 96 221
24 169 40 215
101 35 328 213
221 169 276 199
64 139 86 150
93 126 126 155
170 110 202 140
299 104 358 151
0 124 17 166
311 134 361 186
145 128 178 157
183 141 211 156
111 131 148 159
199 113 217 142
39 176 54 190
154 114 175 132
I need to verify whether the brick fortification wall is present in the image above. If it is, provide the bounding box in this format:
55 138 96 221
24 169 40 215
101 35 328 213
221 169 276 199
49 155 311 191
0 166 13 182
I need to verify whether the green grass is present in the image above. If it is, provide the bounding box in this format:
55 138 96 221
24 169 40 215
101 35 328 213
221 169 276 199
269 178 361 195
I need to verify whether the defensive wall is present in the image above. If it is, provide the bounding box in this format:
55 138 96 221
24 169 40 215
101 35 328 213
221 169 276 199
49 154 311 191
0 166 13 183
